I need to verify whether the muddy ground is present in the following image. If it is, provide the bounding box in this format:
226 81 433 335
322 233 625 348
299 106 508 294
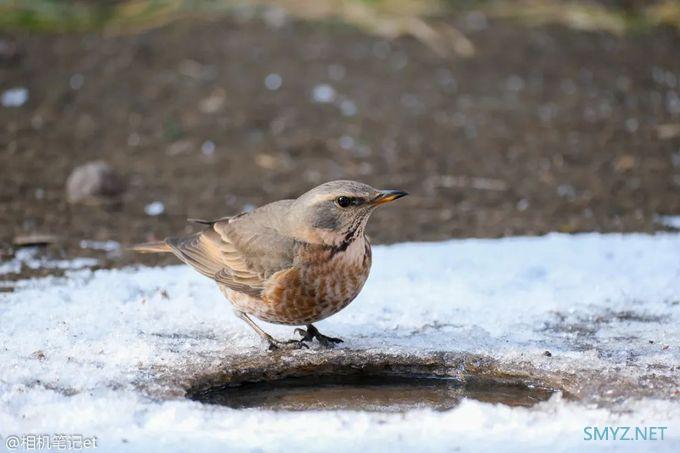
1 14 679 271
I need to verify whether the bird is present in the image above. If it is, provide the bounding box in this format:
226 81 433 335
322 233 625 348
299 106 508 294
131 180 407 350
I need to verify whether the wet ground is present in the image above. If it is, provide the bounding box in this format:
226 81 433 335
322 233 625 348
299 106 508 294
1 14 679 275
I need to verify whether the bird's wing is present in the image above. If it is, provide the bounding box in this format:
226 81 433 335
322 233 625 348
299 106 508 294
165 201 296 297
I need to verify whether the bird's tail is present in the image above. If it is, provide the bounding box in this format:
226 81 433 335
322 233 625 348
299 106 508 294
129 241 172 253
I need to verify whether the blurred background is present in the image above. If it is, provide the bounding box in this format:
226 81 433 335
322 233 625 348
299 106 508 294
1 0 679 274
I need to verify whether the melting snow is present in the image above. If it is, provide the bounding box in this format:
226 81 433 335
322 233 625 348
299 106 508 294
0 233 678 451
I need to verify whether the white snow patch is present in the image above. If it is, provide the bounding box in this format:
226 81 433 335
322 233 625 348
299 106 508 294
79 240 121 252
1 233 679 451
0 248 97 275
201 140 215 157
1 87 28 107
264 73 282 91
144 201 165 216
339 135 355 150
312 84 336 103
657 215 680 229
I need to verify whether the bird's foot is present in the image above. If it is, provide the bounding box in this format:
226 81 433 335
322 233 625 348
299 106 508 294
294 324 343 349
267 337 309 351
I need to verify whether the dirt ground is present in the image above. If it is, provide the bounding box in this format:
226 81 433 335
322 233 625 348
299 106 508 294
1 14 679 270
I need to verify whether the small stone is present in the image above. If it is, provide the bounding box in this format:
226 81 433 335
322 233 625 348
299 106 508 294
13 234 58 247
66 161 125 203
543 350 552 357
255 153 277 170
656 123 680 140
199 89 225 113
613 155 635 173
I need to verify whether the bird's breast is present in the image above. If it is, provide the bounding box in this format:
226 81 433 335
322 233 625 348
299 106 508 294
296 236 372 302
230 236 372 325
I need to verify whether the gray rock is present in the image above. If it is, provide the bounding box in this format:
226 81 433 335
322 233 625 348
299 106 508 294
66 161 125 203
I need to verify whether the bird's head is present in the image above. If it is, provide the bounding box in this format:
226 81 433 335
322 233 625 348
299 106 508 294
290 180 407 246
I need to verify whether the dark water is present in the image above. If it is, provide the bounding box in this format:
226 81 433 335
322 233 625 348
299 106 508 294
191 374 555 411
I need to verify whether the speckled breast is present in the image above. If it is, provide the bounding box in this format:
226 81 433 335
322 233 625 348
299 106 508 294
222 237 372 325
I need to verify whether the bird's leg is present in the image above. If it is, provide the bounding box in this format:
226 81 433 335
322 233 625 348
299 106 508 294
234 310 308 351
294 324 343 348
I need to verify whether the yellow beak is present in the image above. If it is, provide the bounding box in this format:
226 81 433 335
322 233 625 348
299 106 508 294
371 190 408 205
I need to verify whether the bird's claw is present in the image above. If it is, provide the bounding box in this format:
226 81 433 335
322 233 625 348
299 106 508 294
316 335 343 348
267 338 309 351
294 328 311 340
295 325 343 349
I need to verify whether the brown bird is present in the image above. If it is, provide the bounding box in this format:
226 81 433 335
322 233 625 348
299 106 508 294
131 180 407 350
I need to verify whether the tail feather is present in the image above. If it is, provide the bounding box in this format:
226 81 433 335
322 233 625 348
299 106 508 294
129 241 172 253
187 216 231 226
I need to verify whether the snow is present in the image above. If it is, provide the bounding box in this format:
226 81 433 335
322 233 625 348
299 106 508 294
1 233 679 451
0 247 97 275
79 240 121 252
200 140 216 157
1 87 28 107
657 215 680 229
312 84 336 103
264 73 283 91
144 201 165 216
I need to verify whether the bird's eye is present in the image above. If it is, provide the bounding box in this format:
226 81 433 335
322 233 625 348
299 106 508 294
336 196 352 208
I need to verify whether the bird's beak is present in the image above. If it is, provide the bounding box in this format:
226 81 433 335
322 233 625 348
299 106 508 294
371 189 408 206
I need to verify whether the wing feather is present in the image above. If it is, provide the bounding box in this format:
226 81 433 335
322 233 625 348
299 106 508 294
165 202 295 297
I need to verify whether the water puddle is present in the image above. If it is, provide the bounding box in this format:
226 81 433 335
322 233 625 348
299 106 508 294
190 374 555 411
